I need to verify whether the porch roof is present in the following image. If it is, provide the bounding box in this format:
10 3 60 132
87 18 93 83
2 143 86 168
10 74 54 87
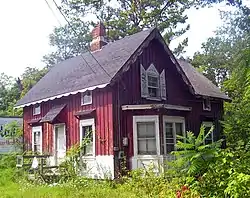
40 104 66 123
121 104 192 111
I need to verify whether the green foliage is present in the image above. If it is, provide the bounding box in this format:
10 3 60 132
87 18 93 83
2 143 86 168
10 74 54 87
171 125 222 177
191 146 250 197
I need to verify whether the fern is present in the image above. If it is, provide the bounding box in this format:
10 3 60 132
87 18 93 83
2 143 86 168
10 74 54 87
171 125 222 177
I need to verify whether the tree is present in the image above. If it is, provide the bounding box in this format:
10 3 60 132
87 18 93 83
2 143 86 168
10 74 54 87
192 5 250 145
43 20 92 68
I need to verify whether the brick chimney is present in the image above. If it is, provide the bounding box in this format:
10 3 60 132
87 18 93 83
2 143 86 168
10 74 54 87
90 22 107 52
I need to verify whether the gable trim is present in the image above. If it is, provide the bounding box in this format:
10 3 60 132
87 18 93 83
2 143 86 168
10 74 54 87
15 83 108 108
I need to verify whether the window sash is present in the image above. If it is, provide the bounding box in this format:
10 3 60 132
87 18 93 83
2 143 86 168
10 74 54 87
81 125 93 156
163 117 185 155
80 119 95 157
81 91 92 105
32 126 42 153
203 122 214 144
33 104 41 115
133 116 159 156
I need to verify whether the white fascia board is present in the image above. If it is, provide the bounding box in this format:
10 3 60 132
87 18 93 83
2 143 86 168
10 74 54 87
15 83 108 108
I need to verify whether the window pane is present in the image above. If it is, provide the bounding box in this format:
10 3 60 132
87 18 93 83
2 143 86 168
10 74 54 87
148 76 158 87
148 87 158 97
138 139 156 155
137 122 155 138
34 145 40 153
166 144 175 153
82 91 92 104
82 125 93 155
165 123 173 138
147 139 157 155
138 139 147 155
175 123 183 136
166 138 174 143
34 132 40 145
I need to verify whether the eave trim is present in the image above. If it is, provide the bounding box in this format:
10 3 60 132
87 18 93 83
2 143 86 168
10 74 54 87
121 104 192 111
15 83 108 108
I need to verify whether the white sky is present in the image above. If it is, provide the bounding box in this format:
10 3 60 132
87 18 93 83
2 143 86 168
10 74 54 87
0 0 233 77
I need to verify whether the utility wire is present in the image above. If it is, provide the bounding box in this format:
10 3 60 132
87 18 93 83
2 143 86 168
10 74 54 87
51 0 112 78
44 0 96 74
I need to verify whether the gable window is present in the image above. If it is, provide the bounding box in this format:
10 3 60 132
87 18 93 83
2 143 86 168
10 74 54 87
33 104 41 115
81 91 92 106
141 64 166 100
147 75 160 98
133 115 160 156
163 116 185 155
203 98 211 111
80 119 95 156
32 126 42 153
202 121 214 144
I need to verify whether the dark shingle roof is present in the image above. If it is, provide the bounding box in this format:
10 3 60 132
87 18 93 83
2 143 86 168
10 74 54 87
16 28 153 107
177 59 230 100
16 28 229 107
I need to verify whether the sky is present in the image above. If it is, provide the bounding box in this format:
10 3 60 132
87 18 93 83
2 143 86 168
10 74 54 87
0 1 234 77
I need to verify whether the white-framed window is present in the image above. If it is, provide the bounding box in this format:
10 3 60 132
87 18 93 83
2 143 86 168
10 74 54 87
140 64 166 100
32 126 42 153
81 91 92 105
133 115 160 156
202 121 214 144
163 116 185 155
203 98 211 111
33 104 41 115
80 118 95 157
147 74 160 98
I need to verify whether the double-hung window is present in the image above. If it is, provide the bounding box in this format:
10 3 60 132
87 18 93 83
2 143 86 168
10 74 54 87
133 116 160 156
32 126 42 153
163 116 185 155
80 119 95 157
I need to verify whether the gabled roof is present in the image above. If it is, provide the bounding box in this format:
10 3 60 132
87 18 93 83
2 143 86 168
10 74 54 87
177 60 230 100
16 28 229 107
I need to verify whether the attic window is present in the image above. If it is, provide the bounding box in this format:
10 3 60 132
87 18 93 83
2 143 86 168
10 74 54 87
33 104 41 115
203 98 211 111
148 75 160 98
140 64 166 100
81 91 92 105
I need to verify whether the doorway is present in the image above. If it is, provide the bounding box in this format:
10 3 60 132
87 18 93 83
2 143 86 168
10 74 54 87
54 124 66 165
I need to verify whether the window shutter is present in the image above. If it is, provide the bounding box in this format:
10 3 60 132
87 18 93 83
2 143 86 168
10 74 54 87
160 70 166 100
140 64 148 98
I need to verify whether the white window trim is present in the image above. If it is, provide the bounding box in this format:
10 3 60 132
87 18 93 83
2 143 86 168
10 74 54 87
133 115 160 157
53 123 66 162
32 126 42 154
203 98 211 111
81 91 92 106
163 116 185 155
80 118 95 158
202 121 214 143
33 104 41 115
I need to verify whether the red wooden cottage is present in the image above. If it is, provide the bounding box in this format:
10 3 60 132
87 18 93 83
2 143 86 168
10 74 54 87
16 23 230 179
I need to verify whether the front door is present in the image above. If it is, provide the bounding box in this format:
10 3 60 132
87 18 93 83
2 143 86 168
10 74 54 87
54 124 66 165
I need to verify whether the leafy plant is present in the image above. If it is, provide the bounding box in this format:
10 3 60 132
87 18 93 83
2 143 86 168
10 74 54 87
171 125 222 177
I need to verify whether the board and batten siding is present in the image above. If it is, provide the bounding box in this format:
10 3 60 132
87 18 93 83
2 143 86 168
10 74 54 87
23 87 114 156
112 38 224 164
